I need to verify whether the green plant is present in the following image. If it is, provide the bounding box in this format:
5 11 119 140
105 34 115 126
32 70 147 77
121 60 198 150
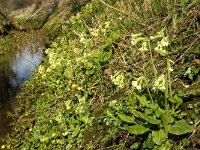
112 31 194 149
4 0 200 149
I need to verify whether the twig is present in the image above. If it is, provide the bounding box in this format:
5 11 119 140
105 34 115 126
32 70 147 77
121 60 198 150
173 37 199 65
98 0 126 15
188 119 200 140
97 144 124 150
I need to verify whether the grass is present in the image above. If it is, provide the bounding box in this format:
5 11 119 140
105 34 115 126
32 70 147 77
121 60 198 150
2 0 200 149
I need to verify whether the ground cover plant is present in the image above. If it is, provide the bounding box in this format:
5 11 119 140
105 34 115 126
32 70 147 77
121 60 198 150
3 0 200 149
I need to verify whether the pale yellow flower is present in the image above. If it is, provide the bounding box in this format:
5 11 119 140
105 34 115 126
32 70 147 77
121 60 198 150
161 37 169 46
155 42 168 56
40 137 47 143
132 76 145 90
6 145 11 149
77 87 83 91
132 81 142 90
1 145 5 149
72 84 77 88
110 72 125 88
153 74 166 91
139 42 148 51
52 133 56 137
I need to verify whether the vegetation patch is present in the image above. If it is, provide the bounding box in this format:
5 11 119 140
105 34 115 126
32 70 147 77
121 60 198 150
3 0 200 149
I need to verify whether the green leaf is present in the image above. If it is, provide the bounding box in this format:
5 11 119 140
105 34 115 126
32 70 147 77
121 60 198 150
86 61 94 69
64 66 74 78
134 111 161 125
191 66 199 74
102 49 112 62
171 95 183 109
135 94 149 106
149 103 159 110
155 107 165 118
169 95 183 104
57 139 65 145
143 133 154 149
118 114 136 124
188 73 193 80
130 141 141 149
65 144 72 149
152 130 167 145
152 141 171 150
86 69 95 75
121 125 149 135
161 113 169 134
182 138 190 146
168 120 193 135
145 108 153 115
72 125 80 137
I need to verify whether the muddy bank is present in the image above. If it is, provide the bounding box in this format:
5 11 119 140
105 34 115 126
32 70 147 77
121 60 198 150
0 0 90 32
0 11 14 35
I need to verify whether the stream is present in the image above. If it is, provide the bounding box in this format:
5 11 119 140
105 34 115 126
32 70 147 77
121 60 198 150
0 30 46 144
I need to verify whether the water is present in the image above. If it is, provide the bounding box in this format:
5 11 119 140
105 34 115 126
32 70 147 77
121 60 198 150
0 31 46 143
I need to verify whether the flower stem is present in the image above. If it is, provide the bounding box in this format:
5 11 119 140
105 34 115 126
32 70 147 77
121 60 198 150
141 51 153 103
167 59 172 98
148 40 157 79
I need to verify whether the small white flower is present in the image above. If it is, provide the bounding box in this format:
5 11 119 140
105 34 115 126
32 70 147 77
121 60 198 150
154 42 168 56
169 68 174 72
131 33 142 38
80 34 87 43
46 68 52 72
161 37 169 46
130 33 146 46
109 100 117 107
139 42 148 51
183 84 189 88
90 28 100 37
184 68 191 76
105 21 110 28
38 66 45 74
131 39 138 45
150 36 155 40
132 81 142 90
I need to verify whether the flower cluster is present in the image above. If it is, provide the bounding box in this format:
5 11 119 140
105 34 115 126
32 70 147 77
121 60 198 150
132 76 145 90
131 33 144 46
89 21 111 37
110 71 125 88
130 29 172 92
90 28 100 37
153 74 166 91
1 145 11 149
79 33 89 45
131 29 170 56
154 37 169 56
139 42 148 51
69 13 81 24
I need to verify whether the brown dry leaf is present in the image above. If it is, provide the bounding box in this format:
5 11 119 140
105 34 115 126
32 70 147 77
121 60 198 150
104 68 113 76
193 59 200 65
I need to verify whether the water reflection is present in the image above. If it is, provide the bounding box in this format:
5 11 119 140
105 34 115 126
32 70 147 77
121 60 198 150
0 41 44 142
10 44 43 90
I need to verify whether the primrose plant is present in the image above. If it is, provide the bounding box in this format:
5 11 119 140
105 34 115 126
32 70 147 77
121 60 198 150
117 29 194 149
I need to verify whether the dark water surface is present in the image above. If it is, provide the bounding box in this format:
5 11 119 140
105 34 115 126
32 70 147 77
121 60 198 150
0 31 46 144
